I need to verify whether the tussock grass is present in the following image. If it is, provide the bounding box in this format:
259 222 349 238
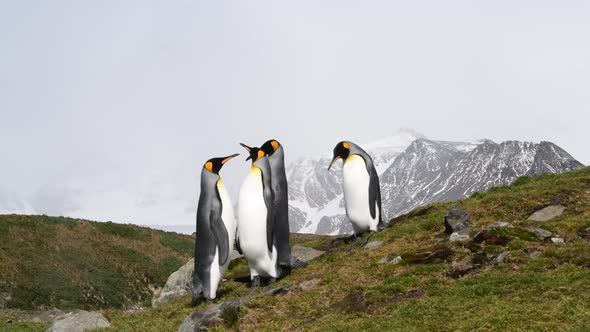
0 216 193 310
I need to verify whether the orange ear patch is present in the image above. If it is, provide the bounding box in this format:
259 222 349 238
257 150 265 160
205 161 213 172
271 140 279 150
343 142 350 149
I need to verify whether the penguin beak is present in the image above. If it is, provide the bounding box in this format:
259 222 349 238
221 153 239 165
328 156 341 170
239 143 252 160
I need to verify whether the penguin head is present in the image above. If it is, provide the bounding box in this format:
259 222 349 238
239 143 266 163
328 141 351 170
203 153 239 174
261 139 281 156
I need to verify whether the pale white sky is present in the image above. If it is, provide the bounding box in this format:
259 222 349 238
1 1 588 230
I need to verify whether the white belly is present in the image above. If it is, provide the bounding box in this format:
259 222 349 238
342 155 379 233
237 167 278 278
208 179 236 298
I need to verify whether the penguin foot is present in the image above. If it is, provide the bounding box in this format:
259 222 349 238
361 232 374 246
278 264 292 279
345 236 361 252
246 276 261 294
268 277 278 285
191 293 203 307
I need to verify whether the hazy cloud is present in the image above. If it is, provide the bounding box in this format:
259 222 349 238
1 1 588 230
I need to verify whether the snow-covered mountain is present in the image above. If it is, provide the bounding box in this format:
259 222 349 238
288 132 584 235
287 128 425 234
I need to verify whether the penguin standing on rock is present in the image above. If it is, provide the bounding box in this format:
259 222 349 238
192 153 239 306
328 141 387 249
237 143 280 290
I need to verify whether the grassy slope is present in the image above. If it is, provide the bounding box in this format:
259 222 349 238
0 216 194 311
97 167 590 332
4 167 590 331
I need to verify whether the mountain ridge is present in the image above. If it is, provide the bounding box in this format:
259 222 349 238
288 133 584 235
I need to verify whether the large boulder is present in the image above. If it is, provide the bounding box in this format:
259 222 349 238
444 206 472 235
152 258 194 307
528 205 565 222
45 311 110 332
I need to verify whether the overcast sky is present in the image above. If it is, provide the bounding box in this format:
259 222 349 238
1 1 588 231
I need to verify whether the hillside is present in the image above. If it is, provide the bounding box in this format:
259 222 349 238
0 215 194 311
87 166 590 331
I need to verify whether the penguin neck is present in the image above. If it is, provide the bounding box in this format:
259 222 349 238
200 168 219 190
345 153 358 162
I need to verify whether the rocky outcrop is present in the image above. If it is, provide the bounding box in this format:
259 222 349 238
445 206 472 242
152 259 194 307
45 311 110 332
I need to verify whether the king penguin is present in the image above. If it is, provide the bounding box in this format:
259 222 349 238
260 139 293 274
237 143 280 289
191 153 239 306
328 141 387 246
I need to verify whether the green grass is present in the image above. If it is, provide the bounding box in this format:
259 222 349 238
0 315 50 332
0 215 193 310
159 231 194 256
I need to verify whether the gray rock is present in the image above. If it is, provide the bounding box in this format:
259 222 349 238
444 206 471 234
291 246 325 262
45 311 110 332
264 285 297 296
485 222 513 229
528 205 565 222
449 232 470 242
364 241 383 250
378 256 403 264
496 252 508 264
390 256 403 264
550 237 565 244
528 250 542 259
526 227 553 240
153 258 194 307
178 299 248 331
299 279 322 291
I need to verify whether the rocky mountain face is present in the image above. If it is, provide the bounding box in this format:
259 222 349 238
288 132 584 235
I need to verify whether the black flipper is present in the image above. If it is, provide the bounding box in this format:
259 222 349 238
362 154 385 229
261 169 275 253
209 198 229 266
